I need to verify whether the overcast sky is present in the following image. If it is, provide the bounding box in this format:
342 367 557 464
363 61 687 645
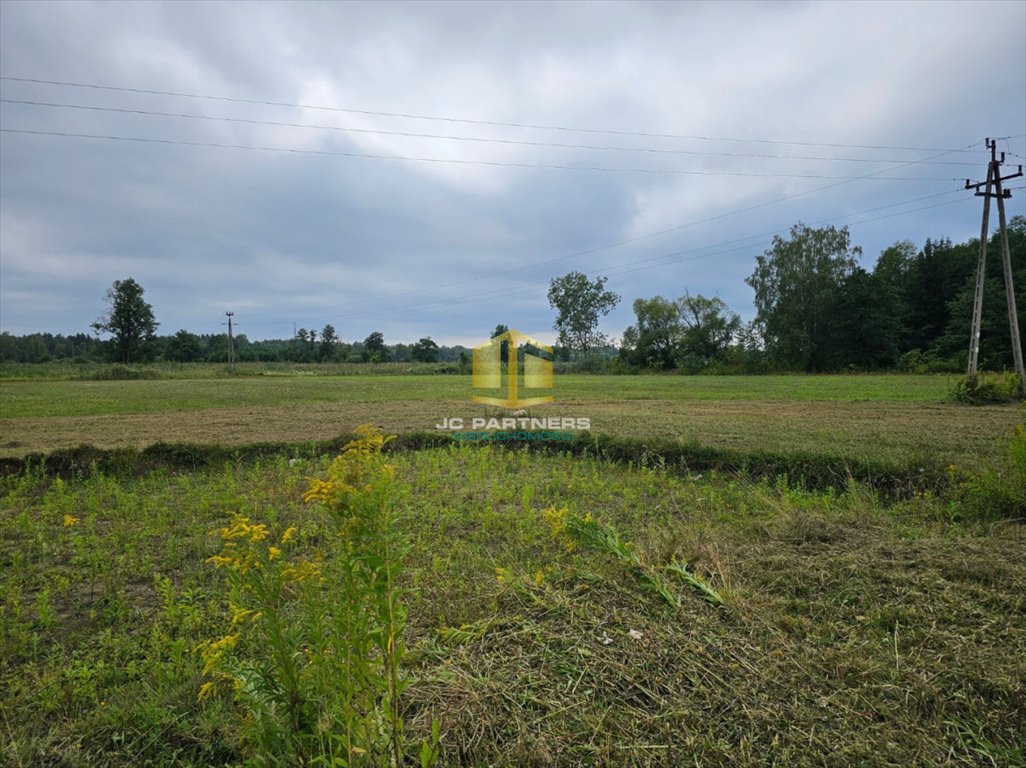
1 0 1024 346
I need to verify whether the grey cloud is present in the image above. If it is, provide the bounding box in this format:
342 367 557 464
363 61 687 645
1 0 1023 343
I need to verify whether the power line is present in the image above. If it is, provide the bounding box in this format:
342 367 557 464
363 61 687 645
0 120 982 329
0 127 963 180
0 80 994 329
601 197 974 281
0 97 983 167
249 140 983 322
0 75 995 154
240 184 1025 330
303 188 969 321
438 195 978 313
261 191 976 327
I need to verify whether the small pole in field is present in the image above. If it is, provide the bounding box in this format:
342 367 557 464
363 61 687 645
964 138 1024 392
225 311 235 373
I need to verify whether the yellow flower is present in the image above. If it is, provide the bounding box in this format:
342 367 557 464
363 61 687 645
198 681 217 701
542 505 569 537
495 567 510 584
303 427 397 512
532 570 545 587
199 633 239 676
280 526 298 544
216 514 270 543
302 478 336 504
268 546 282 561
210 633 239 652
63 514 80 527
282 560 321 583
229 604 257 626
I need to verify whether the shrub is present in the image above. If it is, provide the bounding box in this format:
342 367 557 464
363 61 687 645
952 409 1026 519
83 364 161 381
950 372 1026 404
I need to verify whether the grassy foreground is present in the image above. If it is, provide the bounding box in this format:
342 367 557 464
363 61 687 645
2 444 1025 767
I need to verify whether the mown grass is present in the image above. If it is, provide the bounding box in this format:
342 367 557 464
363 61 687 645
2 446 1024 767
0 373 964 419
1 374 1022 470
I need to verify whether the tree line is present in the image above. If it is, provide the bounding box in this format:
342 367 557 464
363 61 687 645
0 325 467 365
551 216 1025 374
2 216 1023 373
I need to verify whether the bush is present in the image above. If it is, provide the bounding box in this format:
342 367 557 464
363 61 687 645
81 364 162 381
952 410 1026 518
950 372 1026 404
899 351 927 373
900 350 963 374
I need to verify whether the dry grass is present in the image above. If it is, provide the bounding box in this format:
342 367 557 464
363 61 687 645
1 397 1016 471
397 452 1026 767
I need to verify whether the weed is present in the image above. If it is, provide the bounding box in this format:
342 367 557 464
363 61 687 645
952 407 1026 519
550 507 719 611
951 371 1026 404
199 426 437 766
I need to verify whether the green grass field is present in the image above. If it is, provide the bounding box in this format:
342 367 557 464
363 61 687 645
1 371 1024 766
0 372 969 419
1 373 1020 469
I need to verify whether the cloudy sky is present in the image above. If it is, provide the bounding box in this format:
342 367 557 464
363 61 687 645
1 0 1024 346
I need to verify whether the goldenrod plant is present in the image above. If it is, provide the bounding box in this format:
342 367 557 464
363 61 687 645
200 426 437 766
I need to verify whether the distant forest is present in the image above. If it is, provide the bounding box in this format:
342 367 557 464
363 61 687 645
2 217 1024 374
0 329 470 366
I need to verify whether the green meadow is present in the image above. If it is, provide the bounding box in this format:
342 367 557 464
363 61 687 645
0 371 968 419
0 372 1020 469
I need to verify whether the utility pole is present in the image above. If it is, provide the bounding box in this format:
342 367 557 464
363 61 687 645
225 311 235 373
964 138 1024 392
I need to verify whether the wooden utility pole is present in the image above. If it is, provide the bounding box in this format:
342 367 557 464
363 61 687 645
225 311 235 373
964 139 1024 391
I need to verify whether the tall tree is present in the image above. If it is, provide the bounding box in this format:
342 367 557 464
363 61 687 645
289 328 313 362
490 324 510 362
677 292 740 366
746 223 859 371
411 337 440 362
319 324 339 362
872 240 916 353
165 329 202 362
547 272 620 355
621 293 740 370
363 331 386 362
621 296 681 369
0 332 17 362
91 278 159 363
825 268 901 369
903 237 975 352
